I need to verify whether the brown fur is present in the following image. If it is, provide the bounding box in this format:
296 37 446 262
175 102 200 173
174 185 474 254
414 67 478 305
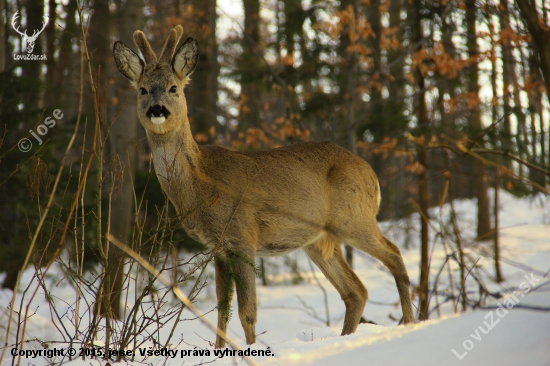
113 26 416 349
133 31 156 64
313 231 337 260
158 25 183 64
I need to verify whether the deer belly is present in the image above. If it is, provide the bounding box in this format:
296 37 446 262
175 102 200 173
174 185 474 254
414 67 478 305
256 242 303 257
256 230 325 257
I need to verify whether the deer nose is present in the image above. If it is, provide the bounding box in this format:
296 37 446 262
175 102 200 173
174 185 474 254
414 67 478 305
146 104 171 120
150 105 163 117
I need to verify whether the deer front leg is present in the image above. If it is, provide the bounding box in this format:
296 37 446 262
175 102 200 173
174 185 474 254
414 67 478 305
233 246 258 345
214 245 258 347
215 255 234 348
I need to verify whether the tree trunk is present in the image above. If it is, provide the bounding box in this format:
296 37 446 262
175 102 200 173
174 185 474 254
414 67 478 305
44 0 56 105
417 143 430 321
56 0 78 113
4 0 16 71
100 0 142 321
22 0 44 113
512 47 527 177
500 0 514 166
539 94 547 185
412 0 430 321
493 170 503 282
516 0 550 95
282 0 300 88
83 0 110 207
239 0 262 131
0 0 5 72
339 0 359 267
87 0 112 318
528 46 546 187
466 0 491 241
185 0 219 143
365 0 384 221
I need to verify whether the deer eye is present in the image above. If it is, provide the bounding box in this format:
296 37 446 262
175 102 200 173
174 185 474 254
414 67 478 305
140 87 147 95
169 85 177 93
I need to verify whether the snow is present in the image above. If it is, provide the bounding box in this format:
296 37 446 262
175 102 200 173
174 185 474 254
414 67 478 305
1 190 549 366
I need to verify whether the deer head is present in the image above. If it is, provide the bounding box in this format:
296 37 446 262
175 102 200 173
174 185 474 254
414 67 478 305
12 11 48 54
113 25 198 135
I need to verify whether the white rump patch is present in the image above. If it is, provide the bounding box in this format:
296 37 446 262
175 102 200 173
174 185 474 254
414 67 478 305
151 116 166 124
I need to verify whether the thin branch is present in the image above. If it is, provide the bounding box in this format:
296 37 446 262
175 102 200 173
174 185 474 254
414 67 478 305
471 148 550 177
455 257 481 311
106 234 259 366
479 304 550 312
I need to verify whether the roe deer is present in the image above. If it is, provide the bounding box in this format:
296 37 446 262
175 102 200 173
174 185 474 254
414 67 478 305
113 25 415 348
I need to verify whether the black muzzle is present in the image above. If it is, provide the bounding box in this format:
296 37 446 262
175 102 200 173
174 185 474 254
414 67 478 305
146 105 171 118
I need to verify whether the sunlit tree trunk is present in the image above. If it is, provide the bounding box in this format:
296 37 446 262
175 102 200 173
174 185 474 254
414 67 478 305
513 42 528 176
500 0 514 167
527 33 547 187
411 0 430 321
466 0 491 241
489 13 503 283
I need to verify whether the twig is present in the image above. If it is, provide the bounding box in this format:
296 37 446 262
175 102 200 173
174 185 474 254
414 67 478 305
440 135 550 194
479 304 550 312
107 234 259 366
465 112 509 150
454 257 481 311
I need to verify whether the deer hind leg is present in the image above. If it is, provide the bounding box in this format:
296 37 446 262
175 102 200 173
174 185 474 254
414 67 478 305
214 245 258 348
379 235 415 324
348 228 415 325
303 241 368 335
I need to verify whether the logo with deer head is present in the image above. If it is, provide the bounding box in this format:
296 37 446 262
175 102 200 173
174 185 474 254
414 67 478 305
12 11 48 54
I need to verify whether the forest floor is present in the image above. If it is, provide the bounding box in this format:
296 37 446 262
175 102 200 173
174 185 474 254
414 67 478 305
1 189 549 366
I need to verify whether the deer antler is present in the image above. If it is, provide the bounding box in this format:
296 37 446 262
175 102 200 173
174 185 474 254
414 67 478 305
158 25 183 64
11 11 27 38
133 30 157 64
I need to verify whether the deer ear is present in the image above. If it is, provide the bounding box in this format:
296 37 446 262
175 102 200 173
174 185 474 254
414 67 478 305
113 41 144 84
172 37 198 80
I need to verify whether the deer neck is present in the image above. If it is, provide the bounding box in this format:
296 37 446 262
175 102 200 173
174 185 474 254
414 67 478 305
146 118 202 211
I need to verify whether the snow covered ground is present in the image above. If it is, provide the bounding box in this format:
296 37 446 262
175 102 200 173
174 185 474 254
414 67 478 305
1 190 549 366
